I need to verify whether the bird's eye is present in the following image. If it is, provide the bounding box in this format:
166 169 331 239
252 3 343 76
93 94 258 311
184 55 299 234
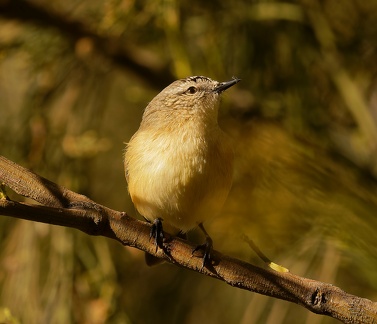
186 86 197 94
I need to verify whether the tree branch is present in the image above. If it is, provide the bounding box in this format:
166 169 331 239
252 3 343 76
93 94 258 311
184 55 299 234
0 155 376 323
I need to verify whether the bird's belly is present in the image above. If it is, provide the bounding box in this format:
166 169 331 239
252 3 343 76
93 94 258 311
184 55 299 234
128 141 232 233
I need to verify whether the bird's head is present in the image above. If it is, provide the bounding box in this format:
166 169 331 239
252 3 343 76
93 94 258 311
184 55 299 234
141 76 240 126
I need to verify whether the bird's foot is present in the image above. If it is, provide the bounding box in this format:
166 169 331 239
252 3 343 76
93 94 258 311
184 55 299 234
192 224 213 269
150 218 164 252
192 237 213 269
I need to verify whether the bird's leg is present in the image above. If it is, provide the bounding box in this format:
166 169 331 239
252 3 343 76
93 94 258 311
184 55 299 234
192 223 213 269
150 218 164 252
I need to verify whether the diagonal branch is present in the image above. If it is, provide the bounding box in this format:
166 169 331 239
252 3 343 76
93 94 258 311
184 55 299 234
0 155 376 323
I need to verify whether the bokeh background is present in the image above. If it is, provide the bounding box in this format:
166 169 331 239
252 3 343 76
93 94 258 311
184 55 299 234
1 0 377 323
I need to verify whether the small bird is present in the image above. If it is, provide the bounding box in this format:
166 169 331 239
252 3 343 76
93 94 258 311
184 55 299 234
124 76 240 267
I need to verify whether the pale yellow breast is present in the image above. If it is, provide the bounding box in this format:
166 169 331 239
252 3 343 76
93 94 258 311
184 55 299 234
124 125 233 233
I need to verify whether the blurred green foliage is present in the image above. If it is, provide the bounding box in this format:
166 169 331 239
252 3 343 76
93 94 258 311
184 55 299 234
1 0 377 323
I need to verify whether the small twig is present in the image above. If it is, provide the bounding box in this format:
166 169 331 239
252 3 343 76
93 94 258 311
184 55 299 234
242 234 289 273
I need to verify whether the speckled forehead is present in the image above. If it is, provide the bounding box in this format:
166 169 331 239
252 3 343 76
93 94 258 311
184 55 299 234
185 76 213 83
158 76 219 97
182 76 216 87
176 76 217 91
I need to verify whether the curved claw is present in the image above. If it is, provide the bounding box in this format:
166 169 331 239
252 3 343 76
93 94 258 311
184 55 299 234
192 223 213 269
193 237 213 269
150 218 164 252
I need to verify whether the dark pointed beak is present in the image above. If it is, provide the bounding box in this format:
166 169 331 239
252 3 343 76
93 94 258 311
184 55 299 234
213 77 241 93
